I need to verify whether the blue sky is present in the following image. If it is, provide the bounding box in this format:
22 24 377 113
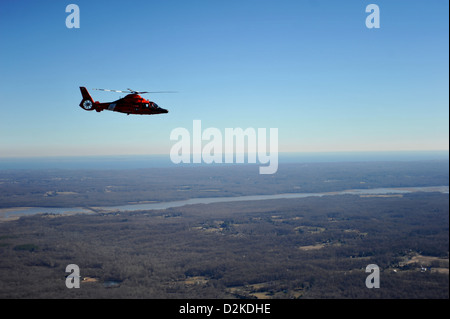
0 0 448 157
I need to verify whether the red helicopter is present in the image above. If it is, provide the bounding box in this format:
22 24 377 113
79 87 172 115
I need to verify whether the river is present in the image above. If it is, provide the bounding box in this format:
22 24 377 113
0 186 448 221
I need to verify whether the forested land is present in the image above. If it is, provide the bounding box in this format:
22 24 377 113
0 192 448 298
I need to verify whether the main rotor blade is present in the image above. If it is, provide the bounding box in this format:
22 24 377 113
126 88 177 94
93 88 130 93
138 91 178 94
93 88 178 94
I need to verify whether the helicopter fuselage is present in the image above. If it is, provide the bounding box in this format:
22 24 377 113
79 87 169 115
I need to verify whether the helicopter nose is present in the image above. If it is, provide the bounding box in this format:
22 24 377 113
161 108 168 113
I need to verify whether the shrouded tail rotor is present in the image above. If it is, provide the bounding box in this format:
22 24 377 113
81 100 94 110
79 87 95 111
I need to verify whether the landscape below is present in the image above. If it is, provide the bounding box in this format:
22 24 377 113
0 160 448 298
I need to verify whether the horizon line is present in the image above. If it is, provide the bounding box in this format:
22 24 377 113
0 150 448 160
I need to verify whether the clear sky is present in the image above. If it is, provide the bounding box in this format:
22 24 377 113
0 0 448 157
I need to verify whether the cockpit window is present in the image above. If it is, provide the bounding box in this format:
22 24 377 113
153 103 159 108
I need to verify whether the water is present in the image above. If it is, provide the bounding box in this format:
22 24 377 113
102 186 449 212
1 186 448 220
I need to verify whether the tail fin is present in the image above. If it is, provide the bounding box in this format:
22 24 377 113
79 87 94 110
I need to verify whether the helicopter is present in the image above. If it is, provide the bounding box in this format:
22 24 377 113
79 87 173 115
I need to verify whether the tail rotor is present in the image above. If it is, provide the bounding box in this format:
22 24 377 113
79 87 95 111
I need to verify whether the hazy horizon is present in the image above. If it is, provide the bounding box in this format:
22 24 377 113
0 150 448 170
